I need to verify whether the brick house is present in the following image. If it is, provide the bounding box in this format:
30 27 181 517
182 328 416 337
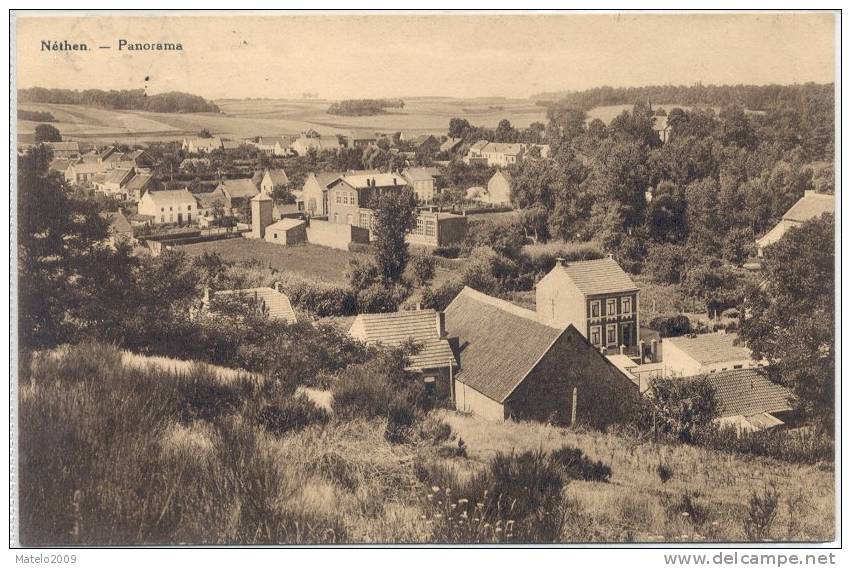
445 287 639 426
326 173 408 226
536 256 640 355
348 309 458 398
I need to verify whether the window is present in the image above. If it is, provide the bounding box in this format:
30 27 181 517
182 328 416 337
170 206 173 212
415 217 425 235
590 300 601 318
273 233 278 239
590 326 602 346
333 213 339 223
346 213 353 225
733 364 743 369
606 324 617 346
425 220 436 237
161 207 165 212
336 193 341 204
187 205 192 211
160 215 164 223
621 297 632 314
606 299 617 316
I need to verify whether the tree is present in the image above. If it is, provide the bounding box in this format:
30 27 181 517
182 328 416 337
448 118 472 139
197 128 213 138
34 123 61 143
739 214 835 433
370 188 418 283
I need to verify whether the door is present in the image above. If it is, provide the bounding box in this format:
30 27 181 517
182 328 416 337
621 323 634 348
177 213 183 225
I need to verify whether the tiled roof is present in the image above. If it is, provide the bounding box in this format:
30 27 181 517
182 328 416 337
264 169 290 187
347 129 378 140
783 192 834 223
491 170 511 183
101 211 133 235
69 162 109 174
124 172 153 192
144 188 197 207
47 141 80 151
403 167 441 181
440 137 463 152
349 309 456 371
336 173 407 189
444 287 565 402
103 167 134 185
665 332 754 365
219 178 259 199
548 257 639 297
482 142 524 155
194 187 228 209
213 287 297 324
701 368 793 418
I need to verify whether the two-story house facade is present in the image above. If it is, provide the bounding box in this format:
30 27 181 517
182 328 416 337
326 173 409 226
536 256 640 353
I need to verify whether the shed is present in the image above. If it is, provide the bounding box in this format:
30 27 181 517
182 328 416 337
264 218 307 246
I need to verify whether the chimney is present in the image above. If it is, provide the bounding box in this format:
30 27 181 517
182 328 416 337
274 281 282 293
619 345 625 355
555 256 566 267
436 311 447 339
607 253 614 260
416 302 422 311
393 177 397 185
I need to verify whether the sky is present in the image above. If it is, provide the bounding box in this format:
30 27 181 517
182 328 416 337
15 12 837 100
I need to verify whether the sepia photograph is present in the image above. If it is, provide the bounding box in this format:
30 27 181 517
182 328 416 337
9 9 840 549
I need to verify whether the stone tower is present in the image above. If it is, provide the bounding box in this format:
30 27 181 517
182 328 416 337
251 192 274 239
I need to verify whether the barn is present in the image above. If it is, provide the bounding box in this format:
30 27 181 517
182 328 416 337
444 287 640 427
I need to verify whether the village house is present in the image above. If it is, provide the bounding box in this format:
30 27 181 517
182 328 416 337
194 187 231 220
137 188 198 225
245 137 278 155
536 256 641 355
115 149 157 172
661 332 765 378
264 218 308 246
348 309 458 398
326 172 409 226
401 167 442 202
439 137 463 154
465 140 524 167
95 167 136 198
124 171 156 202
756 190 834 257
48 157 72 174
202 284 297 324
64 161 110 186
702 368 794 432
182 136 224 154
216 178 260 218
343 129 378 149
483 170 513 206
410 134 441 155
444 287 639 425
653 114 670 143
290 132 342 156
299 172 342 217
45 140 81 159
258 168 290 195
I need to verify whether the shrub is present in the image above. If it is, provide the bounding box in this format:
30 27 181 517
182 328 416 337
257 393 329 435
549 446 612 482
355 282 410 313
743 485 779 541
649 314 692 337
656 463 674 484
433 245 460 259
408 252 437 286
347 242 371 253
665 491 711 528
696 426 834 464
421 279 465 311
284 280 356 317
641 376 719 444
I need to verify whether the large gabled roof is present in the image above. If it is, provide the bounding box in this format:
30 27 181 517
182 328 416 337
143 188 197 206
264 168 290 187
701 367 793 418
213 287 297 324
444 287 566 402
219 178 259 199
349 309 456 371
542 257 639 297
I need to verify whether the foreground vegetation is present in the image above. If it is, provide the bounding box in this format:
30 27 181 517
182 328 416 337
19 344 834 545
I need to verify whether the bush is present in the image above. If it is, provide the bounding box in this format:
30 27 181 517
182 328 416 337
355 282 410 313
743 485 779 541
284 280 356 317
521 240 605 273
420 279 465 311
433 246 460 259
549 446 612 482
649 314 693 337
696 425 834 464
656 463 674 484
641 376 719 443
257 393 329 435
408 252 437 286
347 242 371 253
665 491 711 528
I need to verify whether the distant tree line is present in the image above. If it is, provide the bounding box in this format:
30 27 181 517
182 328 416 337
18 87 221 113
18 109 56 122
327 98 405 116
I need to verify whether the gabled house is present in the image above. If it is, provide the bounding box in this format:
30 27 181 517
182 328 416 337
439 137 463 154
484 170 512 206
100 210 135 246
137 188 198 225
115 149 156 172
290 134 341 156
96 167 136 198
402 166 441 202
65 161 110 186
410 134 441 155
217 178 260 213
299 172 343 217
349 309 458 397
326 172 408 226
258 168 290 195
124 171 155 202
756 191 834 257
203 285 297 324
662 332 765 378
445 287 639 425
465 141 524 167
343 129 378 149
194 187 231 219
536 256 640 354
46 141 81 159
182 136 224 154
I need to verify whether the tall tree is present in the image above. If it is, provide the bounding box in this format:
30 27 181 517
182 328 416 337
739 214 835 433
370 188 418 283
34 124 61 143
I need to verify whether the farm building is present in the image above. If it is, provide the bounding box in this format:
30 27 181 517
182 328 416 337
203 285 297 324
45 141 81 158
756 191 834 257
264 218 307 246
661 332 764 378
444 287 639 426
483 170 512 206
701 368 793 432
348 309 458 398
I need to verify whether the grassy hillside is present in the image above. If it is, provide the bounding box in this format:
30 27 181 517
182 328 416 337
16 97 547 144
18 344 833 545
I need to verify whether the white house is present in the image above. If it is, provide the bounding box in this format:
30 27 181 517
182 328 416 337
182 137 224 154
138 188 198 225
662 332 764 378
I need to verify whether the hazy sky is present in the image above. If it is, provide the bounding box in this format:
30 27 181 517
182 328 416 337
16 12 837 100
